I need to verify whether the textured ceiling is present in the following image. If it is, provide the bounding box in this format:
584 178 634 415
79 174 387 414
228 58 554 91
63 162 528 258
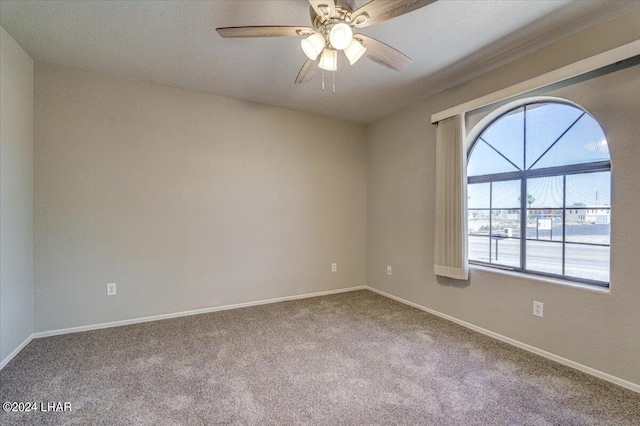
1 0 638 123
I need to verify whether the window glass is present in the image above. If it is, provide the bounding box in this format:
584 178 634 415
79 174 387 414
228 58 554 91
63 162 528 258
527 176 563 209
565 244 610 282
526 209 563 242
566 172 610 207
532 114 609 169
469 235 490 263
491 180 520 209
467 101 611 286
491 210 520 238
491 237 520 268
480 107 524 170
565 220 609 245
526 240 563 275
525 103 583 169
468 140 519 177
467 183 490 209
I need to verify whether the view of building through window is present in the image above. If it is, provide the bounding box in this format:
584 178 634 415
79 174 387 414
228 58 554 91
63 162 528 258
467 101 611 286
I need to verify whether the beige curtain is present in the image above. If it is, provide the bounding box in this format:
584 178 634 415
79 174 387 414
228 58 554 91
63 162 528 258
434 115 469 280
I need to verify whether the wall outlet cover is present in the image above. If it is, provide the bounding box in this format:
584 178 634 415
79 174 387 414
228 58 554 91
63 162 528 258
107 283 117 296
533 301 543 317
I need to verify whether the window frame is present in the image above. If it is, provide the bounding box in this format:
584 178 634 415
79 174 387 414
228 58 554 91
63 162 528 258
466 99 611 288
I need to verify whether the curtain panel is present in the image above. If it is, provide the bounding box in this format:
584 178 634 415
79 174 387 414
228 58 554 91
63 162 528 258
433 114 469 280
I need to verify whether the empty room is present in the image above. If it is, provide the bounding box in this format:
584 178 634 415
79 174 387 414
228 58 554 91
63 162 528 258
1 0 639 424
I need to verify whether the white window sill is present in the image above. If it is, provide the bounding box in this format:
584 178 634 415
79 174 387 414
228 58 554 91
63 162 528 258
469 264 611 294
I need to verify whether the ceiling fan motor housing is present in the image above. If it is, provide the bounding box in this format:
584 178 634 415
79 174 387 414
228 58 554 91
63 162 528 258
309 5 359 55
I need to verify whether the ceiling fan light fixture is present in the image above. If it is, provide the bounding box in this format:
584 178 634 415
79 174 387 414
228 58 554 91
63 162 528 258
301 32 326 60
318 48 337 71
218 0 433 90
344 39 366 65
329 23 353 50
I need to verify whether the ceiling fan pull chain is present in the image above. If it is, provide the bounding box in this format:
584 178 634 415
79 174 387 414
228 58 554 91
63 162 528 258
322 68 325 91
332 70 336 94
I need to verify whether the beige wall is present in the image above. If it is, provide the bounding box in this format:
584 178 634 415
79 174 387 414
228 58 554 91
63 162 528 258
366 10 640 385
0 27 34 364
34 63 366 332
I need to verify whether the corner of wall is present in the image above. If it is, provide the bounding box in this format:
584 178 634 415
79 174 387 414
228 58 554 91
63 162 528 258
0 25 35 369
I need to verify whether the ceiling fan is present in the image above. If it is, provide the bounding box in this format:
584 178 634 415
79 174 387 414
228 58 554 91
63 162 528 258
216 0 437 91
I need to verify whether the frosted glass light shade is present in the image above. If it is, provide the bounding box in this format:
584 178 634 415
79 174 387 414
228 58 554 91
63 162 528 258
344 39 366 65
301 33 325 61
329 23 353 50
318 48 337 71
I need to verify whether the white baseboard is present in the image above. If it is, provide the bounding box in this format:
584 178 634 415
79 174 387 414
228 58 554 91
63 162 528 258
365 285 640 393
32 286 367 339
0 334 34 370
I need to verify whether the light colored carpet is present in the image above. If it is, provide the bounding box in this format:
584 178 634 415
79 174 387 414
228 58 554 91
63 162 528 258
1 290 638 425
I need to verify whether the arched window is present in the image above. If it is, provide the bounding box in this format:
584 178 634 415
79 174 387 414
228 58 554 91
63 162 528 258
467 100 611 287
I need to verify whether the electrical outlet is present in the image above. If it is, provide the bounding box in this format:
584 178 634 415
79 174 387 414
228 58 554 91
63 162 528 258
533 301 543 317
387 265 392 275
107 283 117 296
331 263 337 272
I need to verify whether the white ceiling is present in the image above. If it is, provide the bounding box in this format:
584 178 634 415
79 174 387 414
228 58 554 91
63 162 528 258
1 0 638 123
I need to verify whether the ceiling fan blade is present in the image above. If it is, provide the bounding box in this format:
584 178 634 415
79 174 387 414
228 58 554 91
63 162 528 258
308 0 336 18
355 34 412 71
350 0 437 28
295 58 320 84
216 26 313 38
336 0 359 12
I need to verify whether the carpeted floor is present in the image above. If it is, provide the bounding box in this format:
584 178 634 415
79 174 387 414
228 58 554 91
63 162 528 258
1 290 638 425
